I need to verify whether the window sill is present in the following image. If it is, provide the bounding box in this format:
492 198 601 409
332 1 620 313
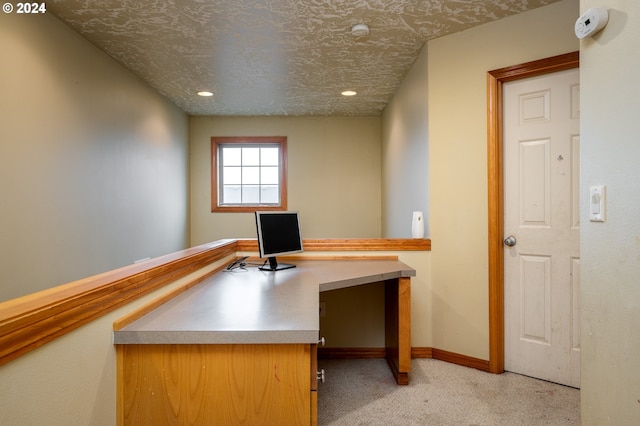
212 205 286 213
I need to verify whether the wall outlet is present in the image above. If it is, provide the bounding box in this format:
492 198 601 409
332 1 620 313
319 301 326 317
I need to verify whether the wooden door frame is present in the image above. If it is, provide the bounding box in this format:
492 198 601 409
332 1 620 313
487 51 579 374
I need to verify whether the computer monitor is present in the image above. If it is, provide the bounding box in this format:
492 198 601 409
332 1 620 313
255 211 303 271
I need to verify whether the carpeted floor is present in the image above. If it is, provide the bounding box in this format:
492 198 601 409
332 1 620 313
317 358 579 426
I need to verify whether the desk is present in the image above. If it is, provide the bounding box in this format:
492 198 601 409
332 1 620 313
114 259 414 425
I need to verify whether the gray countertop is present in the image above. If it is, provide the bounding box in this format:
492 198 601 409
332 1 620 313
114 259 415 345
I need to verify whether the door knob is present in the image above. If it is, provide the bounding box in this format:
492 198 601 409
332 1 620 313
503 235 517 247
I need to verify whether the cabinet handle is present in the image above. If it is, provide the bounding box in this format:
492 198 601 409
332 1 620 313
317 369 325 384
318 337 326 346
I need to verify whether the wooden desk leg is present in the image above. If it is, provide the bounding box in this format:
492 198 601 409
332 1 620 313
385 276 411 385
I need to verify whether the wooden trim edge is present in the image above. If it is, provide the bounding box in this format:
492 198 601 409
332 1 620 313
318 347 490 373
386 353 409 385
431 348 491 372
411 347 433 358
237 238 431 252
318 347 386 359
0 240 238 367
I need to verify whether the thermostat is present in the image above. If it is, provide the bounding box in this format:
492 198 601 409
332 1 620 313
575 7 609 39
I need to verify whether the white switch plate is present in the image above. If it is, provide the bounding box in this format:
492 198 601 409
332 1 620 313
589 185 606 222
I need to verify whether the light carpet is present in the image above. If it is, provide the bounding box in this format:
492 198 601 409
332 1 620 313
317 358 579 426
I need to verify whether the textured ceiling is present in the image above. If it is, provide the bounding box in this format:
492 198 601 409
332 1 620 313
49 0 562 116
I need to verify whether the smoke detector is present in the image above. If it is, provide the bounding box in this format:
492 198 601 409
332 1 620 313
351 24 369 37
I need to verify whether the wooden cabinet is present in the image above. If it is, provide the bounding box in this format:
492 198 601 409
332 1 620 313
310 343 319 426
117 343 317 425
114 259 415 425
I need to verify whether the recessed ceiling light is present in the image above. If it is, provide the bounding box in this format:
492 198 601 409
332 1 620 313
197 91 214 97
351 24 370 37
341 90 357 97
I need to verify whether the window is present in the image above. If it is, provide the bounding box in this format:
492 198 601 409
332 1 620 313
211 136 288 212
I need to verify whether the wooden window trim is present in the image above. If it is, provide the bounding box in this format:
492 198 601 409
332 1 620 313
211 136 288 212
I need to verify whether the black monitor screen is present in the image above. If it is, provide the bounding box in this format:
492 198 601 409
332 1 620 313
255 211 303 270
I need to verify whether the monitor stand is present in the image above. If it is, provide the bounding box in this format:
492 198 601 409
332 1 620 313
259 256 296 271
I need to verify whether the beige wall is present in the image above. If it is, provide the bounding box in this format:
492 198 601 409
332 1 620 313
580 1 640 423
0 13 190 302
189 116 382 244
381 44 429 238
427 0 579 359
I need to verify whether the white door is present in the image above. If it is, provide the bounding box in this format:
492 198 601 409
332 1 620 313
503 68 580 388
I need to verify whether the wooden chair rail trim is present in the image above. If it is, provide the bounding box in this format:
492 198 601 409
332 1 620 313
0 238 430 366
237 238 431 252
256 255 400 262
0 240 238 367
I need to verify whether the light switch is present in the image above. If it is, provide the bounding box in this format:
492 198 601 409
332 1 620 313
590 185 606 222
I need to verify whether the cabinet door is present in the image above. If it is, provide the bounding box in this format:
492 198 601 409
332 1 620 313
118 344 311 426
310 343 318 426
